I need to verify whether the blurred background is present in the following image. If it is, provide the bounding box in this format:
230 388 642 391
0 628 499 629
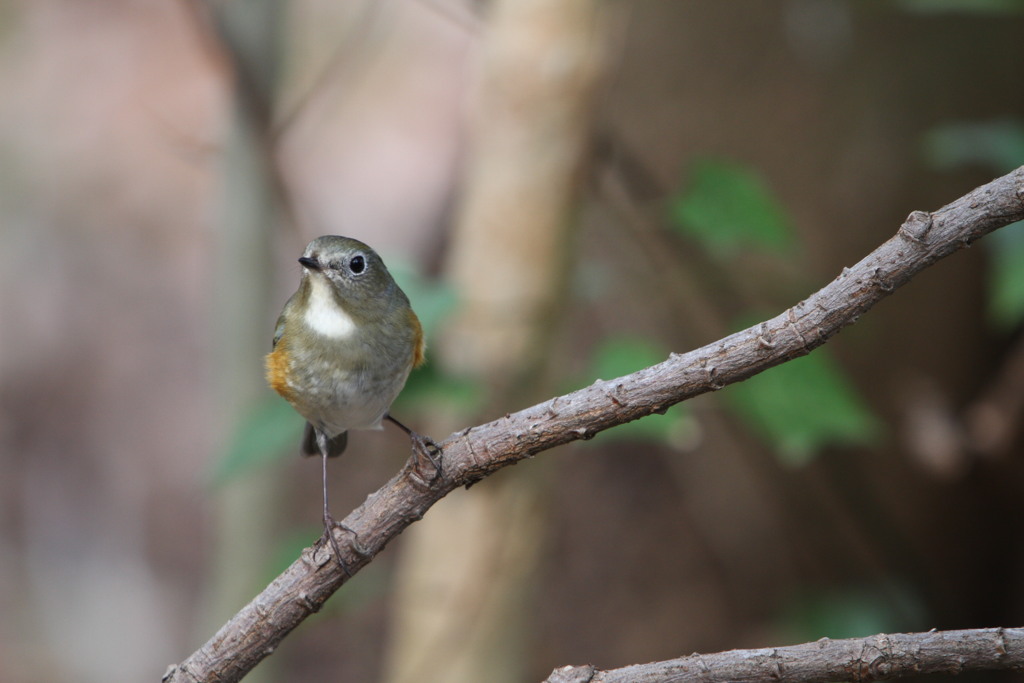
2 1 1024 682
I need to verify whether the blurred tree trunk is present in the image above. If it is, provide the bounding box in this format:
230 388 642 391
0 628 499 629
383 2 608 682
202 6 284 683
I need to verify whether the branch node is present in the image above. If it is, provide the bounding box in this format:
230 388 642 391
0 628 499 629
574 427 594 440
768 648 784 679
996 627 1008 657
295 591 317 614
703 364 725 390
300 545 331 571
546 404 559 419
899 210 933 243
466 434 482 467
545 664 597 683
787 307 809 345
405 467 436 491
603 382 626 406
872 267 895 293
870 656 891 679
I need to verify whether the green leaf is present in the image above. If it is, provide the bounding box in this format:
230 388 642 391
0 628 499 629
724 349 880 465
669 158 797 257
210 395 304 484
986 221 1024 329
923 120 1024 173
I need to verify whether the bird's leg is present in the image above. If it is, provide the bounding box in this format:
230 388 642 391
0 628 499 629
316 446 349 575
385 414 442 482
313 428 363 576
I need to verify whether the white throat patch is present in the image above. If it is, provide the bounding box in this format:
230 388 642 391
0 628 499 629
304 277 356 338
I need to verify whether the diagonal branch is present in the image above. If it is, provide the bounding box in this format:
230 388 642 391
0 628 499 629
544 627 1024 682
164 166 1024 683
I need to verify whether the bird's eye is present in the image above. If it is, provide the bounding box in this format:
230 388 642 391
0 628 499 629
349 254 366 274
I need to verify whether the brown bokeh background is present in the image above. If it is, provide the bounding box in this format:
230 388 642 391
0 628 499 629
2 2 1023 682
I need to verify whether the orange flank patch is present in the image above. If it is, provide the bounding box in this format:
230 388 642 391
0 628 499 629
265 345 294 401
409 309 426 368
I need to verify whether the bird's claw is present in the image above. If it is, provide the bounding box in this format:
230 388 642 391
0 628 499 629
318 513 353 577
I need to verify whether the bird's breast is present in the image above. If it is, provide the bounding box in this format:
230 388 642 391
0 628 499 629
303 276 356 339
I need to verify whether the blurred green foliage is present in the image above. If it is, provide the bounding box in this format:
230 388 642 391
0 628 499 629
669 158 797 257
388 262 484 414
986 226 1024 329
390 261 458 337
724 349 881 465
669 157 880 464
211 394 304 484
923 118 1024 329
924 120 1024 173
776 583 924 643
394 359 482 418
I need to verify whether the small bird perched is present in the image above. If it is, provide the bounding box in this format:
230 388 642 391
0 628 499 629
265 235 439 570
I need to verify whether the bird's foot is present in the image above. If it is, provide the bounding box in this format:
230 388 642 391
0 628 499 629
316 512 357 577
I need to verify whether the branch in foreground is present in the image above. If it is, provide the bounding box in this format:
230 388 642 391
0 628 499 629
164 166 1024 683
545 627 1024 683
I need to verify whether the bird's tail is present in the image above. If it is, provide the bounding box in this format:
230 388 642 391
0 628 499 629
302 422 348 458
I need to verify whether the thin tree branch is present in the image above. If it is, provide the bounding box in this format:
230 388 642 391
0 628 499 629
544 627 1024 683
164 167 1024 682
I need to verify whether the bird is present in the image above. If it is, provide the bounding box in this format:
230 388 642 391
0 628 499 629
265 235 439 572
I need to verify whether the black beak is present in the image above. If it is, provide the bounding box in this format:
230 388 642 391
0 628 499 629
298 256 321 271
